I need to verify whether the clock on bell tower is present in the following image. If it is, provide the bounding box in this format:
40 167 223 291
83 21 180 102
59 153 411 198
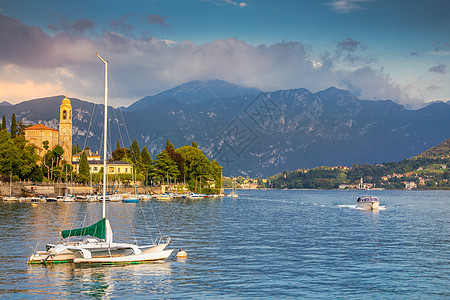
59 96 73 164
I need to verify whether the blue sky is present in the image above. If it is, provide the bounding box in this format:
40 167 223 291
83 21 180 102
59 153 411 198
0 0 449 108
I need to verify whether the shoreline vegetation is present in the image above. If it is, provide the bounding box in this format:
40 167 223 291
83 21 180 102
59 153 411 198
0 111 449 193
0 113 223 196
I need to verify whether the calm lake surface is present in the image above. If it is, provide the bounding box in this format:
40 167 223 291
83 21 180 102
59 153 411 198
0 189 448 299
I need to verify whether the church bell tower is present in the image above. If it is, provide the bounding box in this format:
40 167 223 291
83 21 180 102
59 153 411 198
59 96 73 164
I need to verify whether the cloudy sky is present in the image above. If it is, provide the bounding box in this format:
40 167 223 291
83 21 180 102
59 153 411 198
0 0 449 108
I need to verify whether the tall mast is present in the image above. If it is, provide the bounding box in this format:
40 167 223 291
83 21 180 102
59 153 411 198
97 53 108 219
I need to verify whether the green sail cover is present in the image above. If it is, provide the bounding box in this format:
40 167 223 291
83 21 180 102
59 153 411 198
61 218 106 240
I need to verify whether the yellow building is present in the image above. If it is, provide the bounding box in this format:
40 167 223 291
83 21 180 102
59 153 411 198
24 96 73 163
72 149 101 163
73 160 133 175
24 124 59 157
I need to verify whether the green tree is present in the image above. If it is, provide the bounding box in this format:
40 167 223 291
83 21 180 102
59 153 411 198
165 143 185 181
211 159 223 192
43 140 49 151
111 147 130 162
141 146 154 185
130 139 141 171
192 141 198 148
141 146 152 170
155 150 180 183
10 113 17 138
72 143 82 155
1 115 6 131
166 138 175 150
17 120 28 136
47 145 64 180
175 144 214 190
78 151 90 183
116 139 121 150
0 130 41 181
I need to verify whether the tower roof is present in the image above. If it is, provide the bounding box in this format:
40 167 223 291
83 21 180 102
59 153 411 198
61 95 71 105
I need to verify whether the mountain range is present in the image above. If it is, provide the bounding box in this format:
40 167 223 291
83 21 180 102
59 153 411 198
1 80 449 177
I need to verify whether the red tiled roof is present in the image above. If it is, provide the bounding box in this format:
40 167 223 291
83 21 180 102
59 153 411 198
25 124 58 132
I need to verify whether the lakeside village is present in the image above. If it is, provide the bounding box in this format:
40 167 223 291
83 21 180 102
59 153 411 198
0 96 449 200
0 97 226 201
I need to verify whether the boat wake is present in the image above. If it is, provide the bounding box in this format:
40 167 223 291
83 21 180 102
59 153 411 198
337 204 387 210
337 204 356 209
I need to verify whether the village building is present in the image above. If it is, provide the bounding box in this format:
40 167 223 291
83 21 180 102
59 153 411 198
24 96 133 174
24 96 73 163
403 181 417 190
72 149 101 163
24 124 59 157
72 160 133 175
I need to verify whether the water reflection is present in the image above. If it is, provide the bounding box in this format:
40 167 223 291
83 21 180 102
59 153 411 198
27 262 173 298
1 190 449 298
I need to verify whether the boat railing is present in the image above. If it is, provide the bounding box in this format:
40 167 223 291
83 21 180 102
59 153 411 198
155 236 171 245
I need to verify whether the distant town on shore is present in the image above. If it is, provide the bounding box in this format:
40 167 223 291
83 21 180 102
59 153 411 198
227 138 450 191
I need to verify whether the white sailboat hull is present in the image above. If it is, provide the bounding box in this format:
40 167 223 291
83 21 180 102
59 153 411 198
28 242 172 264
28 249 77 264
73 249 174 263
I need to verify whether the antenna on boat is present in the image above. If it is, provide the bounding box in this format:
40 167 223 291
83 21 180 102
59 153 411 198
97 52 108 219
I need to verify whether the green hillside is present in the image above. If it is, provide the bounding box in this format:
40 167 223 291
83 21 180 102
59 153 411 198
267 138 450 190
414 138 450 159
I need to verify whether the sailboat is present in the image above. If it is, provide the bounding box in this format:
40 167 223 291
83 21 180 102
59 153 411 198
122 168 139 203
3 172 18 201
228 179 238 198
28 53 173 264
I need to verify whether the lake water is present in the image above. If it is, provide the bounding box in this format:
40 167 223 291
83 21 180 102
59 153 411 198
0 189 448 299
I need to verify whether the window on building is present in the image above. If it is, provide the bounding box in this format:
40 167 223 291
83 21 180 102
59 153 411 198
118 168 120 173
94 167 97 171
125 168 128 173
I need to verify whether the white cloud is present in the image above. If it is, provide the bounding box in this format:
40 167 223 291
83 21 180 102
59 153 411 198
0 13 428 108
325 0 372 14
430 50 450 56
210 0 247 7
162 39 178 46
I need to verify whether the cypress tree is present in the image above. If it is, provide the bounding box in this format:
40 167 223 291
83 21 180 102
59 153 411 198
1 115 6 130
130 139 141 171
10 113 17 138
166 138 174 150
116 139 121 150
141 146 152 166
78 151 90 182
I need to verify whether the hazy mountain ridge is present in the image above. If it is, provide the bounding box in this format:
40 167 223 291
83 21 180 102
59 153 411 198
1 81 449 177
127 79 261 111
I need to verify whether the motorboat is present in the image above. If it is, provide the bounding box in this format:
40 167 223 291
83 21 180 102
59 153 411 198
155 194 172 201
122 196 139 203
186 193 205 200
355 196 380 211
86 195 98 202
109 194 123 202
